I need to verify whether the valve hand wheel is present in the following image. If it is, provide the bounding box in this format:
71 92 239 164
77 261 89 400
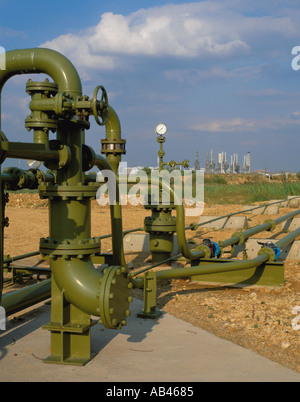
92 85 109 126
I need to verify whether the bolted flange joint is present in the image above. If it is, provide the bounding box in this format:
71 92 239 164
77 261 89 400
40 237 101 260
257 246 276 262
99 266 132 330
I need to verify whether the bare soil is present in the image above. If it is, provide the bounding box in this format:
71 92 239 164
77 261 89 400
3 193 300 373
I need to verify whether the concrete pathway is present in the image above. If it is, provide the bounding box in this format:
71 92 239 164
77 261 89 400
0 298 299 382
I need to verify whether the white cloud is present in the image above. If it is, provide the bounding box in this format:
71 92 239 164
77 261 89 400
39 2 298 80
191 115 300 133
42 2 286 72
191 118 257 133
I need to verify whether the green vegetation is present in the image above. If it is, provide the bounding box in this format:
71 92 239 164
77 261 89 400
204 175 300 205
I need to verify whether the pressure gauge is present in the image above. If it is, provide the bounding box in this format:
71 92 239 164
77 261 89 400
155 123 167 135
27 160 41 170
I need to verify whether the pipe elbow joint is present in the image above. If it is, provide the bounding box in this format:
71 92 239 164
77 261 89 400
51 258 132 329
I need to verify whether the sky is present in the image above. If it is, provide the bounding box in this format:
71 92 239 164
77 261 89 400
1 0 300 172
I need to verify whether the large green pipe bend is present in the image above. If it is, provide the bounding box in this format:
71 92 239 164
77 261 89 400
0 48 82 98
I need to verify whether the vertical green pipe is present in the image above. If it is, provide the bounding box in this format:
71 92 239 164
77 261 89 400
127 175 204 260
103 106 126 266
94 153 126 266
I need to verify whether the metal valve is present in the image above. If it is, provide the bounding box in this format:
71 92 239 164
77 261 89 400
91 85 109 126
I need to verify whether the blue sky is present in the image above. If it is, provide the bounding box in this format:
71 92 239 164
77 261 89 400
1 0 300 172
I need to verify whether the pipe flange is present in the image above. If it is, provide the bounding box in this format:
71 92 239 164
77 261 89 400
195 244 211 259
144 217 177 233
99 266 132 330
82 144 96 172
26 79 58 96
39 182 99 200
40 237 100 258
25 116 58 132
264 219 276 232
258 246 276 262
101 139 126 155
2 167 38 191
232 231 245 245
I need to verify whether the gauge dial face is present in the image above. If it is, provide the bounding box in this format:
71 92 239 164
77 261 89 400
155 123 167 135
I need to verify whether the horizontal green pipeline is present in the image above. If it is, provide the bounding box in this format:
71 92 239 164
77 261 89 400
220 209 300 249
0 141 59 163
150 225 300 282
155 253 270 281
185 197 300 231
3 251 40 264
1 278 51 316
275 226 300 250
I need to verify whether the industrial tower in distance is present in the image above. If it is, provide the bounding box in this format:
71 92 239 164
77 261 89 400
201 150 250 174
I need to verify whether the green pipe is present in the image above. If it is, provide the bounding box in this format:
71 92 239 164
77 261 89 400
94 153 126 266
0 48 82 103
51 258 103 317
104 107 125 266
94 105 126 266
220 222 273 249
156 254 270 281
127 176 204 261
4 251 40 264
155 225 300 282
273 209 300 225
275 226 300 250
133 253 182 277
1 278 51 316
185 197 300 231
220 209 300 249
0 141 59 164
95 227 143 240
44 108 125 318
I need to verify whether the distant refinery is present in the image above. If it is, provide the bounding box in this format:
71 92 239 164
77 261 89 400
195 150 251 174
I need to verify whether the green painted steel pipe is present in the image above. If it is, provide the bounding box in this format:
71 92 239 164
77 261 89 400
275 226 300 250
1 278 51 316
185 197 300 232
51 258 103 317
155 225 300 281
155 253 270 281
127 175 207 261
94 153 126 267
220 209 300 249
0 48 82 103
0 141 59 165
3 251 40 264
